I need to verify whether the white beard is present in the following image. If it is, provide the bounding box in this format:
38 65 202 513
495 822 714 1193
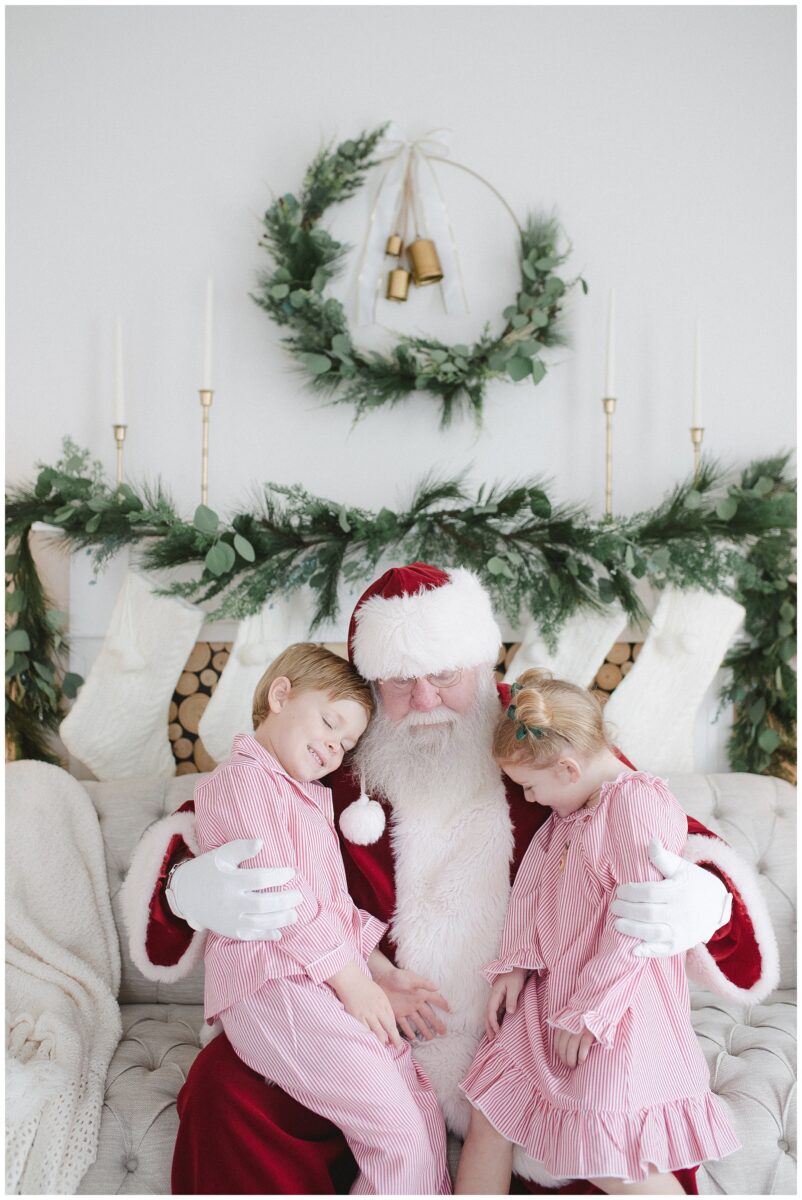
353 674 513 1133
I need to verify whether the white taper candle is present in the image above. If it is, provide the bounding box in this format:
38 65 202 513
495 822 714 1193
202 276 214 390
604 289 616 397
692 319 702 427
114 316 126 425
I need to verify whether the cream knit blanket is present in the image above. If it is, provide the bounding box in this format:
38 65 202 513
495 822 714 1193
5 761 122 1194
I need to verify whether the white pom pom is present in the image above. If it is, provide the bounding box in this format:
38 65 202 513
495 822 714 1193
339 793 386 845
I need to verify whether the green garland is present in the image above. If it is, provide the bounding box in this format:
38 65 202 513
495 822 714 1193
252 124 585 426
6 440 796 778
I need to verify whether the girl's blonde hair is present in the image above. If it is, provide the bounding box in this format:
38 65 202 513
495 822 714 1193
494 668 609 766
252 643 374 729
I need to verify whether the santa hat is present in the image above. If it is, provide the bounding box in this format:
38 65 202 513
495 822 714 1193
338 563 502 845
347 562 502 681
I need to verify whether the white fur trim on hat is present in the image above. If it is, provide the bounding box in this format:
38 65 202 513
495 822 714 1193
352 567 502 681
119 809 207 984
684 832 780 1004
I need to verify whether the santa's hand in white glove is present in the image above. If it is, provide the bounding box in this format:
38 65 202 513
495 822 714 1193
610 836 733 957
165 838 303 941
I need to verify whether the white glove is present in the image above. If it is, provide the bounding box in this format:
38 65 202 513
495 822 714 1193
165 838 303 941
610 837 733 958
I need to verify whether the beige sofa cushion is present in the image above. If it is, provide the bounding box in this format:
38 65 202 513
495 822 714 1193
84 774 202 1004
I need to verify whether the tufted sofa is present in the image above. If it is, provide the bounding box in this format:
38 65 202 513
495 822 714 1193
75 771 796 1195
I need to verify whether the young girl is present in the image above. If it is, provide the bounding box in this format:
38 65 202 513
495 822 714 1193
194 643 449 1196
455 669 740 1195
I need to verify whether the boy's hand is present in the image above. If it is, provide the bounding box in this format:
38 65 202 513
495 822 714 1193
373 962 450 1041
553 1023 595 1068
486 968 527 1038
328 961 402 1046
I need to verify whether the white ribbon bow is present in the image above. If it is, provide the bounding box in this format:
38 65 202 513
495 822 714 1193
355 123 469 326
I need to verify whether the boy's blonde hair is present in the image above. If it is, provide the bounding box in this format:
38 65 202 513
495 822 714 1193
252 643 374 730
494 668 609 766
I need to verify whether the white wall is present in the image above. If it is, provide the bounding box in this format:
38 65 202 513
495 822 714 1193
7 5 795 513
6 6 796 771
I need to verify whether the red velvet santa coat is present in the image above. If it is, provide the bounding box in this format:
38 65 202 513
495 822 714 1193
122 687 776 1196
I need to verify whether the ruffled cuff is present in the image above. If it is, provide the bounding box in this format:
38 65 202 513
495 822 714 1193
481 950 543 986
358 911 389 960
547 1007 617 1049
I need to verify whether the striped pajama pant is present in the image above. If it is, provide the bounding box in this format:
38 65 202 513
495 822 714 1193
220 977 451 1196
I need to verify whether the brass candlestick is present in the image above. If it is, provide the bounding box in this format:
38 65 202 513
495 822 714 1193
690 426 704 480
602 397 617 516
199 389 214 504
112 424 127 486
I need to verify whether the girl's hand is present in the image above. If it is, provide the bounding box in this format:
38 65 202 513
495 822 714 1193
328 961 402 1046
374 964 450 1041
486 968 527 1039
553 1023 595 1068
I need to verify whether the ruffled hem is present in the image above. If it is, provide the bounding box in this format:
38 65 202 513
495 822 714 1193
481 952 543 985
460 1043 740 1183
547 1007 617 1049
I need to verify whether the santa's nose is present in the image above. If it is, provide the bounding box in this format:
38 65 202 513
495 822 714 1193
409 677 441 710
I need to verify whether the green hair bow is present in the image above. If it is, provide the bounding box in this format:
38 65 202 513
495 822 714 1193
507 683 544 740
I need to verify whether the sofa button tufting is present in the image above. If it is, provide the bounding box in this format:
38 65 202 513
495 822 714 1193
125 1156 139 1172
777 1138 789 1153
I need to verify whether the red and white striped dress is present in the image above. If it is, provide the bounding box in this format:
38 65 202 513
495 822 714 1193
195 735 449 1196
461 771 740 1183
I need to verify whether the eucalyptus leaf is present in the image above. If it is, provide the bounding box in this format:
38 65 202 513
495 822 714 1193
531 360 547 385
205 542 235 576
338 507 351 533
6 590 26 613
507 356 532 382
529 489 552 519
271 283 290 300
511 314 529 330
487 556 514 578
748 698 766 724
716 497 738 521
194 504 220 535
234 534 256 562
6 629 31 652
62 672 84 699
757 728 780 753
299 353 332 375
331 334 351 357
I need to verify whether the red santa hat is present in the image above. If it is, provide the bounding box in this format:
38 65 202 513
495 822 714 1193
347 562 502 681
339 563 502 845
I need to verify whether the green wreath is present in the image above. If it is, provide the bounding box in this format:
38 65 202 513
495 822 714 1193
253 125 586 426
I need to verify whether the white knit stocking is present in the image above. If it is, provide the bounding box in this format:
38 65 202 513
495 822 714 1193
604 588 745 773
59 572 203 779
198 592 314 764
505 604 628 688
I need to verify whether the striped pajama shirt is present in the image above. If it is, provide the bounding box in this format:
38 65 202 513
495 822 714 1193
195 735 449 1196
461 771 741 1183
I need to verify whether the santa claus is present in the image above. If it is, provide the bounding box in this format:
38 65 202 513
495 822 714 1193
122 563 776 1195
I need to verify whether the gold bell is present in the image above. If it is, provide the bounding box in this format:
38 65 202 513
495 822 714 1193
385 233 403 257
386 268 410 302
408 238 443 286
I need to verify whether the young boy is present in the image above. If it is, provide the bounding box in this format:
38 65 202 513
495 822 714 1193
194 643 449 1196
